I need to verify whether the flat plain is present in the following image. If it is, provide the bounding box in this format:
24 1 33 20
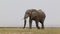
0 27 60 34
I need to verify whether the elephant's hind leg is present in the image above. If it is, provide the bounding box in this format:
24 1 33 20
41 23 44 29
40 21 44 29
35 21 40 29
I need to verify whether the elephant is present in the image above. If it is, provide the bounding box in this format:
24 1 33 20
23 9 46 29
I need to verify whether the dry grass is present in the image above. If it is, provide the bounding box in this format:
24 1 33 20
0 27 60 34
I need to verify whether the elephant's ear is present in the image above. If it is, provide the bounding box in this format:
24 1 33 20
29 11 32 17
29 11 36 16
32 11 36 14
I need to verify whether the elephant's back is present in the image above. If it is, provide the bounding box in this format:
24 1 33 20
30 9 46 19
38 9 46 18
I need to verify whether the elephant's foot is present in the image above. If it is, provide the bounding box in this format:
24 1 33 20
29 27 32 29
41 27 44 29
29 28 32 29
37 27 40 29
23 27 25 29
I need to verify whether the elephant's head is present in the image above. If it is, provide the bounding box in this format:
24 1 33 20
24 10 32 20
23 9 32 28
24 9 37 20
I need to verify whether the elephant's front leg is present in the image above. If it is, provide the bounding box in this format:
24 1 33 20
29 19 32 29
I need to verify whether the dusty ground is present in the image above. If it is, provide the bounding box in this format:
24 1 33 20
0 27 60 34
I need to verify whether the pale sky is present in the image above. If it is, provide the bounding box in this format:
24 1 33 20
0 0 60 27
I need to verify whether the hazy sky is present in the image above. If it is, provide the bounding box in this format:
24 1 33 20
0 0 60 27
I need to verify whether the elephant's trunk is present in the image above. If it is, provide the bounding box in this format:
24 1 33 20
23 16 27 28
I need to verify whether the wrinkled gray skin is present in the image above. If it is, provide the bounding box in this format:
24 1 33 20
23 9 46 29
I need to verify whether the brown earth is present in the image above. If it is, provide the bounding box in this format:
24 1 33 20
0 27 60 34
